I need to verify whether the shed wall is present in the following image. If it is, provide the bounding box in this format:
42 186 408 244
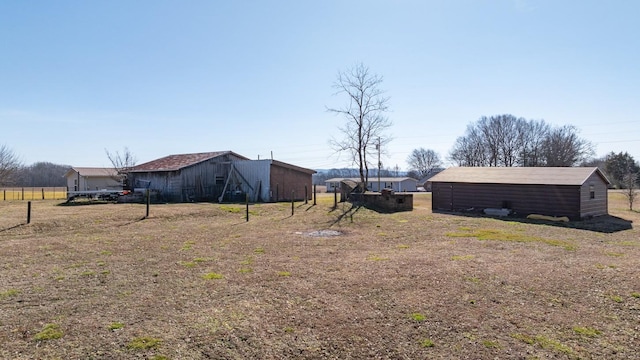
65 171 121 191
431 182 582 219
579 172 609 218
270 164 313 202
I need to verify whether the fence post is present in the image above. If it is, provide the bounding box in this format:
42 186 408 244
246 194 249 222
42 188 45 200
27 201 31 224
333 187 337 209
305 185 308 204
145 189 150 218
22 188 24 200
313 184 317 205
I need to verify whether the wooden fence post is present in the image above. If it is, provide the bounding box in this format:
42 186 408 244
246 194 249 222
305 185 308 204
145 189 150 218
333 187 337 209
313 184 317 205
42 188 45 200
27 201 31 224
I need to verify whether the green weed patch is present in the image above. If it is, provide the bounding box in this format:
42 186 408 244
34 323 63 341
446 228 576 250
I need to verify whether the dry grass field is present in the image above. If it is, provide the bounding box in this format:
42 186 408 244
1 192 639 359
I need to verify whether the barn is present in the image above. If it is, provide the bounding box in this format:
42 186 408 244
127 151 315 203
429 167 610 220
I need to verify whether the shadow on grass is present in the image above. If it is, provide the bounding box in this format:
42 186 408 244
117 217 148 227
57 200 115 206
433 210 633 234
0 223 26 232
328 202 363 226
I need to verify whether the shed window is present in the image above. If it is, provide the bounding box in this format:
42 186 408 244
589 184 595 199
215 176 225 185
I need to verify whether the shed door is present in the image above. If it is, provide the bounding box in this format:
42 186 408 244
433 183 453 211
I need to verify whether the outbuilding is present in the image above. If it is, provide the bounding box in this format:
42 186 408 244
127 151 315 203
64 167 121 192
429 167 610 220
325 177 418 193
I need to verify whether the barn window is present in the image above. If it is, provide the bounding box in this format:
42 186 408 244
215 176 225 185
589 184 595 199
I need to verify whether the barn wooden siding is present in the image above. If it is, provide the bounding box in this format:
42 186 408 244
432 182 583 219
129 153 244 202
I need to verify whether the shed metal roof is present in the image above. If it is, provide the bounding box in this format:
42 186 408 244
129 151 248 172
326 177 417 183
65 167 118 177
428 167 610 186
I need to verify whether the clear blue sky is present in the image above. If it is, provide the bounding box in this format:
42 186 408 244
1 0 638 170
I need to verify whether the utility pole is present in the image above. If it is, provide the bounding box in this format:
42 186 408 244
377 137 381 192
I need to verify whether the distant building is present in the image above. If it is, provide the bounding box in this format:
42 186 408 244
325 177 418 193
64 167 121 191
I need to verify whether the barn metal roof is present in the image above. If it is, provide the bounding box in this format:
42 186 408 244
129 151 249 172
428 167 610 186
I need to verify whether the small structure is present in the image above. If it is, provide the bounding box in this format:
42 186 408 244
360 189 413 212
64 167 121 192
127 151 315 203
429 167 610 220
325 177 418 193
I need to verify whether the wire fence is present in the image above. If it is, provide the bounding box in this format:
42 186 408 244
0 187 68 201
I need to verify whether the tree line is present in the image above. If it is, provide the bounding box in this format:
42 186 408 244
447 114 594 167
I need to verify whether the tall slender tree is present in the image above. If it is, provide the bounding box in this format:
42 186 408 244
328 63 392 191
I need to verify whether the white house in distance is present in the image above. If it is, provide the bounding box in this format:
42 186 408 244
64 167 121 191
325 177 418 193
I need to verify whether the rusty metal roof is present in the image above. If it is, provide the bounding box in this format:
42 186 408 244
428 167 610 186
130 151 248 172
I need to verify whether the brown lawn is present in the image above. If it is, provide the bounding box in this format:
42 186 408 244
0 192 639 359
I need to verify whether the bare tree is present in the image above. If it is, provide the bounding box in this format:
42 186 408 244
622 172 639 211
519 119 550 166
542 125 595 166
328 63 392 191
407 148 442 178
0 144 22 186
448 125 488 166
105 147 137 188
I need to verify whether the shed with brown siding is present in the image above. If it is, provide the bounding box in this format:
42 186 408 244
429 167 610 220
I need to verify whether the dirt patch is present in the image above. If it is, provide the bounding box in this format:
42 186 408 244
302 229 344 237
